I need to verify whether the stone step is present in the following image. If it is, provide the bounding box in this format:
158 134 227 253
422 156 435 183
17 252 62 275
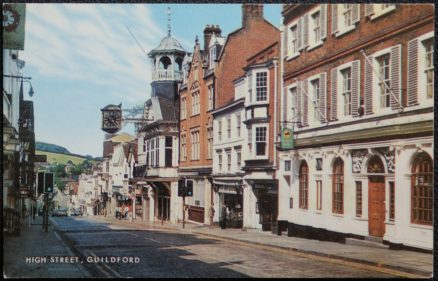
345 237 389 249
364 235 384 243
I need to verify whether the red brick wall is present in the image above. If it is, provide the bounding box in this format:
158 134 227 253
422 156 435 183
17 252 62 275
283 4 434 120
216 18 280 108
179 43 213 169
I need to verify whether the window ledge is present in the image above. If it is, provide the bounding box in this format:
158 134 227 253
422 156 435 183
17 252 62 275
385 220 395 225
332 213 344 218
306 41 324 52
286 53 300 61
353 217 368 221
335 25 356 38
409 223 433 230
370 6 397 21
314 210 323 214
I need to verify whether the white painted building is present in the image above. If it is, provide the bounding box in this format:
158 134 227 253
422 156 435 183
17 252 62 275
278 4 433 251
212 86 247 227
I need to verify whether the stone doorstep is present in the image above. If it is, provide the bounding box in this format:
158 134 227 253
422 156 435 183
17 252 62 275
345 237 389 249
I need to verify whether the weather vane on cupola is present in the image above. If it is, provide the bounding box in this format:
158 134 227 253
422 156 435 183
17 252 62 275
166 6 171 37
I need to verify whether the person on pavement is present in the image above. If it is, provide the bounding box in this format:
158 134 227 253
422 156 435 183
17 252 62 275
221 205 227 229
209 204 215 229
124 205 129 220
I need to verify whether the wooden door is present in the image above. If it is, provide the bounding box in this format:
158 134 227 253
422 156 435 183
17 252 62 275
368 177 385 237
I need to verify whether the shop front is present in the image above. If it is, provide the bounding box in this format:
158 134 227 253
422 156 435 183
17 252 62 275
250 179 278 231
213 180 243 228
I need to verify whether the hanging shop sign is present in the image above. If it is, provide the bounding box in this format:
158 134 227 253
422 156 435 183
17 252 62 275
3 4 26 50
280 128 294 150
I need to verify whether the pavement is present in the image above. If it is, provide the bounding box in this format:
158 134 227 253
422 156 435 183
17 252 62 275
3 215 91 278
93 215 434 278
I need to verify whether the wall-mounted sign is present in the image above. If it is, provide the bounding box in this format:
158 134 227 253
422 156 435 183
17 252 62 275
280 128 294 150
3 4 26 50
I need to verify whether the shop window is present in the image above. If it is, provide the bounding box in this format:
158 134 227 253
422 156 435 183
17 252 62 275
332 158 344 214
355 181 362 217
299 161 309 209
411 153 433 225
389 182 395 221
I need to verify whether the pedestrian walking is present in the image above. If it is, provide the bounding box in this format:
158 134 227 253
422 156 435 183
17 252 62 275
124 205 129 220
221 205 227 229
209 204 215 229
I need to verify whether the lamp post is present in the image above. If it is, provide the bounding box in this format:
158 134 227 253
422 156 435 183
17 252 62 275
3 74 35 97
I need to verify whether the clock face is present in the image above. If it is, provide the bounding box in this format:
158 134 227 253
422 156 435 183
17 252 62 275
103 111 121 129
3 5 20 32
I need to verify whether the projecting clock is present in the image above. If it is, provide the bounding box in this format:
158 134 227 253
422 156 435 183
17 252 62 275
101 104 122 134
103 111 121 128
3 5 20 32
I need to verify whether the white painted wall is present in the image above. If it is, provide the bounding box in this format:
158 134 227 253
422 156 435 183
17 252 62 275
277 137 433 250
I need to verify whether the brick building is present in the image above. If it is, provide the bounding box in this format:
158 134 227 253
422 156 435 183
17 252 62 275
278 4 434 250
211 4 280 229
179 25 224 224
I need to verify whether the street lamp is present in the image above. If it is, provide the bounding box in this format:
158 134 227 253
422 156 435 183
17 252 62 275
3 74 35 97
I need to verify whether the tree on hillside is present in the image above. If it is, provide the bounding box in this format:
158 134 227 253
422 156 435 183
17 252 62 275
49 163 67 178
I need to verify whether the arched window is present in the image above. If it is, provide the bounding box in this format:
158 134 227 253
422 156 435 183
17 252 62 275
159 56 172 70
175 57 183 71
411 152 433 225
332 158 344 214
299 161 308 209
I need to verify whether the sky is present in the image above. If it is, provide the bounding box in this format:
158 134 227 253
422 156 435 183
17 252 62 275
20 3 282 157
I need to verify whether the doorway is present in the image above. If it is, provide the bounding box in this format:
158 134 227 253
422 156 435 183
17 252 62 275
367 155 386 238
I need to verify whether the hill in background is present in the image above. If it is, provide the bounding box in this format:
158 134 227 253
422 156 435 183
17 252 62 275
35 141 102 163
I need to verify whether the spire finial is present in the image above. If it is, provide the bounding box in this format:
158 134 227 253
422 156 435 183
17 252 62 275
166 6 171 37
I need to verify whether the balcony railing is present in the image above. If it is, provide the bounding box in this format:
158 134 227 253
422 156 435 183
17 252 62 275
152 70 183 81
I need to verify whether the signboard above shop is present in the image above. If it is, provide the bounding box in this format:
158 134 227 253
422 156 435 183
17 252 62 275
280 128 294 150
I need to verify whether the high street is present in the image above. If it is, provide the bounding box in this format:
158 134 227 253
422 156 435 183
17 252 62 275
49 216 399 278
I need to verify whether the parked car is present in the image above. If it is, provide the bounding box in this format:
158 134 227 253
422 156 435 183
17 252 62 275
71 209 82 216
53 208 68 217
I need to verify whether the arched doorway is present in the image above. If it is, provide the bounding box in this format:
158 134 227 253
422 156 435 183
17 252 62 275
367 155 385 237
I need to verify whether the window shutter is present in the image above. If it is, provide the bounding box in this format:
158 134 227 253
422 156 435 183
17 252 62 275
297 82 302 126
283 86 288 122
407 39 419 106
297 18 303 51
303 13 309 48
320 4 327 40
319 72 327 123
390 45 402 110
352 4 360 24
302 79 308 126
364 55 374 115
331 68 338 120
283 26 288 57
365 4 374 17
351 60 360 117
331 4 338 34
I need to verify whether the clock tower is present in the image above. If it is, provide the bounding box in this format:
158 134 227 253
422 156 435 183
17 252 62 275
147 9 187 101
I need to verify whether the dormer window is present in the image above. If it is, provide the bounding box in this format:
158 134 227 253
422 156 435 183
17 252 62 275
209 46 216 68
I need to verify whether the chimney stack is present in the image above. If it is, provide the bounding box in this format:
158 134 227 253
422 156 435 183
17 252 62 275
203 24 222 51
242 4 264 28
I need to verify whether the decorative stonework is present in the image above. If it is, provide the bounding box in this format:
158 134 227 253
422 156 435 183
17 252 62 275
376 147 395 173
352 149 368 173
